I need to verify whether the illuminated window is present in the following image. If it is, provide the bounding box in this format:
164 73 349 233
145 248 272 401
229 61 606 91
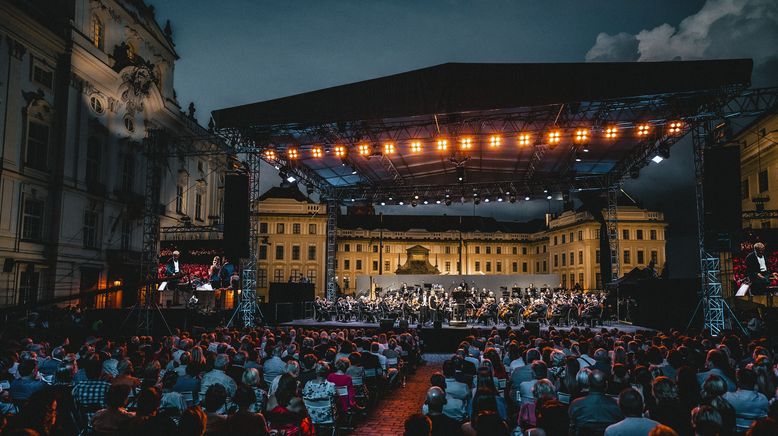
92 16 104 50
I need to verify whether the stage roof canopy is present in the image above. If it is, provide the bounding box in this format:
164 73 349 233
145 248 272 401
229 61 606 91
212 59 753 201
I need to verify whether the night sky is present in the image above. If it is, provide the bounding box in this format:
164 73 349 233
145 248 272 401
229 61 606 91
150 0 778 278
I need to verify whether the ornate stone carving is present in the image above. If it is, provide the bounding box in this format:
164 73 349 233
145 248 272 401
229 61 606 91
119 65 155 116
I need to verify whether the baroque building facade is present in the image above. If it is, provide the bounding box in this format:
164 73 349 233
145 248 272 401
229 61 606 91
256 188 667 300
0 0 225 308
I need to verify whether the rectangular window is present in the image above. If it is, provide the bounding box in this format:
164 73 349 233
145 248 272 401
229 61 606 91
475 246 481 254
650 229 657 240
356 244 362 252
344 244 350 252
496 262 501 273
522 247 527 255
292 223 301 234
175 185 184 213
561 234 566 244
496 246 501 255
445 261 451 272
445 246 451 254
578 251 583 265
257 269 267 287
259 245 267 260
372 260 378 271
32 65 53 89
384 261 390 272
623 250 631 264
290 269 300 281
742 179 750 200
356 260 362 270
121 219 132 250
86 138 102 184
22 198 44 241
542 260 547 272
291 245 300 261
385 245 390 253
562 274 567 287
308 223 316 234
83 211 98 249
308 245 316 261
570 274 575 287
578 230 583 241
579 273 584 286
759 170 769 192
486 246 491 254
595 249 600 264
596 274 602 289
569 252 574 265
260 223 268 234
562 253 567 266
637 250 645 264
121 156 135 193
344 259 350 270
275 245 284 260
475 261 481 271
276 223 285 234
554 254 559 267
195 193 203 221
513 262 518 273
306 269 316 283
372 245 378 253
273 269 283 283
651 250 658 264
26 122 49 170
622 229 630 240
636 229 644 240
513 247 518 255
554 236 558 245
570 232 574 242
522 262 528 273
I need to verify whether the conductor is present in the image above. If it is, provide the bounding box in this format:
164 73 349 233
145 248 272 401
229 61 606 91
746 242 771 295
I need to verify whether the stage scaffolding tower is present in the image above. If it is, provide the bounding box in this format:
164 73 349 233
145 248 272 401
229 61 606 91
606 184 621 282
325 199 338 301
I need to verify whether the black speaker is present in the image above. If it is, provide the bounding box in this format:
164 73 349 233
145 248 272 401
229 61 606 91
433 320 442 329
379 319 395 330
223 174 250 260
704 146 741 249
525 321 540 337
398 319 409 329
3 258 14 273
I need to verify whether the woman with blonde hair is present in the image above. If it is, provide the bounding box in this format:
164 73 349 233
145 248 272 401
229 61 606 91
242 367 268 413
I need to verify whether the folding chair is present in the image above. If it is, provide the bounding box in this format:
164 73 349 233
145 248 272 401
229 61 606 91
335 385 355 430
303 397 337 436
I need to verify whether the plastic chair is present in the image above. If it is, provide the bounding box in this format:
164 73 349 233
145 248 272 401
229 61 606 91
335 385 355 430
303 397 337 436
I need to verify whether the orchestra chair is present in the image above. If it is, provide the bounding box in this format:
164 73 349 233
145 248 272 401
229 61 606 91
557 392 571 405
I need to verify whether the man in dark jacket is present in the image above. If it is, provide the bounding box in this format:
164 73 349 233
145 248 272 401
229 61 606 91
746 242 770 294
568 370 623 435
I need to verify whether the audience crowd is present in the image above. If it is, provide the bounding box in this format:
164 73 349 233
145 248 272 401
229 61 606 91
403 325 778 436
0 325 423 435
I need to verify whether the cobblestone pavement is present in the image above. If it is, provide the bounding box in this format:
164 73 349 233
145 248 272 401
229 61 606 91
350 354 448 436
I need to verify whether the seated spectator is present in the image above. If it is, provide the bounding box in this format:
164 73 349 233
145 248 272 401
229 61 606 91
605 387 660 435
511 349 541 399
424 372 466 422
270 360 300 397
8 359 47 403
159 371 187 414
691 405 724 436
263 346 286 385
268 373 315 436
3 389 58 435
173 361 201 406
92 384 135 434
701 374 736 434
462 410 510 436
559 355 582 398
568 369 623 435
519 361 548 405
112 358 140 390
697 350 736 392
72 357 111 430
227 384 270 435
299 353 319 387
424 386 463 436
518 378 556 430
723 368 769 431
242 367 268 413
200 353 237 399
302 361 336 423
747 417 778 436
443 360 470 403
122 386 177 434
327 357 357 413
203 383 229 434
647 376 689 435
179 405 207 436
534 399 569 435
405 412 432 436
469 367 507 421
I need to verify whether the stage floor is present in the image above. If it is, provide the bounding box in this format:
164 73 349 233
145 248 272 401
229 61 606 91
280 318 652 333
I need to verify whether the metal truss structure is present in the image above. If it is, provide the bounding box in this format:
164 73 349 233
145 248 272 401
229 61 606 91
606 184 621 283
325 199 339 301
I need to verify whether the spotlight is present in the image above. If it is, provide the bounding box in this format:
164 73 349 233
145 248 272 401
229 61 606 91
497 196 503 202
636 124 651 136
460 137 473 150
456 166 466 183
358 143 371 156
543 189 548 193
524 196 530 201
414 195 419 200
582 145 590 153
334 145 346 157
399 201 404 205
380 201 386 206
388 196 393 201
604 126 618 139
410 141 422 153
651 155 664 164
437 138 448 151
667 121 683 135
574 129 589 143
311 146 323 158
287 147 299 160
435 200 441 204
489 135 502 147
546 194 553 200
423 200 429 205
285 174 297 183
548 130 561 145
518 133 532 147
484 197 490 203
575 157 582 162
264 149 277 160
351 167 358 175
383 142 395 154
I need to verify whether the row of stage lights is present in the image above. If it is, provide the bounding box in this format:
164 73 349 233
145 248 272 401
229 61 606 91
367 190 557 207
262 122 686 161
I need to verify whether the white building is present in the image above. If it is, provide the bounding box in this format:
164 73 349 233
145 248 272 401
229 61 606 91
0 0 225 308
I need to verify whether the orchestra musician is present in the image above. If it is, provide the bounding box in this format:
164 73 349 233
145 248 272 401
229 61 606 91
208 256 222 290
164 250 183 304
746 242 772 295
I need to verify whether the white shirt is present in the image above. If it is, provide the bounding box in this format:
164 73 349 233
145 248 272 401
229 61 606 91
173 260 180 273
757 255 766 272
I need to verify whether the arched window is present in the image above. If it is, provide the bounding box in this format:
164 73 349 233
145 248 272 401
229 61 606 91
92 16 104 50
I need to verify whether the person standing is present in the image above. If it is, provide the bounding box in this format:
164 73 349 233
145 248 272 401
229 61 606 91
746 242 770 294
165 250 183 304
